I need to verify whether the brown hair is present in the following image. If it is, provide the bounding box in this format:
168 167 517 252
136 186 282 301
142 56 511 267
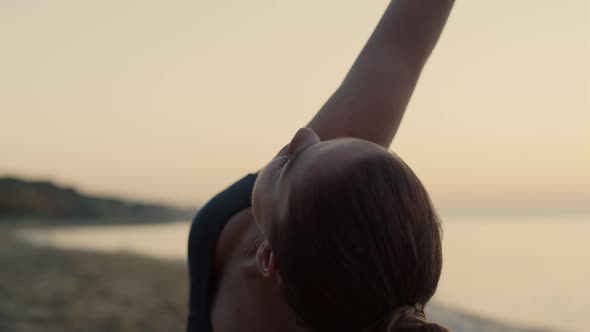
269 151 449 332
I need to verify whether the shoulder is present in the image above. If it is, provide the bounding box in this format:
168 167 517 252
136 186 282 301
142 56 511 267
188 173 258 257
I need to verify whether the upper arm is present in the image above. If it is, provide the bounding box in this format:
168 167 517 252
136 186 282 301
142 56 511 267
307 60 420 148
307 0 454 148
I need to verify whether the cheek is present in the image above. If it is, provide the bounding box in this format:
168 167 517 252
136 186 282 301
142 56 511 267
251 181 261 222
252 162 277 228
251 176 265 226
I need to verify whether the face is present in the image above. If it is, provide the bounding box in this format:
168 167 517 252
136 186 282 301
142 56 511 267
252 127 386 237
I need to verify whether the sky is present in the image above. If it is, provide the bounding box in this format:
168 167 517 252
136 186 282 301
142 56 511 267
1 0 588 214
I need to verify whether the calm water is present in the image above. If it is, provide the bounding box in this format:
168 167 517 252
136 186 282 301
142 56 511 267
21 216 589 332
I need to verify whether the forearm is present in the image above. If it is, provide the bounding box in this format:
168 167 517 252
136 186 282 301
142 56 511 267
309 0 454 147
343 0 455 85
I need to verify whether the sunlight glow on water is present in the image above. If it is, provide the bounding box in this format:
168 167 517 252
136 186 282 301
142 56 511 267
435 216 589 332
21 221 192 260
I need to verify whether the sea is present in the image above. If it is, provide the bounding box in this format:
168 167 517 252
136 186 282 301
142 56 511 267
20 215 589 332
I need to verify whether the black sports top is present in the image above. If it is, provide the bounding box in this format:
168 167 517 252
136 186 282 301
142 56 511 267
186 173 259 332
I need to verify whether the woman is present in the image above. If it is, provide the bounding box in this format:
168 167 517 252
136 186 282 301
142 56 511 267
188 1 455 331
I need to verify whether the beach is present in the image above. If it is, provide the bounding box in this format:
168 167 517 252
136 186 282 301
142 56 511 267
1 224 553 332
0 228 187 332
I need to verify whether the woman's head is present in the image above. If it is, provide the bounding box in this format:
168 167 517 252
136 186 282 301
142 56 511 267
251 127 447 332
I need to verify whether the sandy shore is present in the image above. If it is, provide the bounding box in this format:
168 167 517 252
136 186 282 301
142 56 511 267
0 228 549 332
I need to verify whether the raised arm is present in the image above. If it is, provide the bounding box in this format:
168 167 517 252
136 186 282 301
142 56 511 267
307 0 455 148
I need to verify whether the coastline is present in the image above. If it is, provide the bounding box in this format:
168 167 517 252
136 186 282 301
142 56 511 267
0 227 550 332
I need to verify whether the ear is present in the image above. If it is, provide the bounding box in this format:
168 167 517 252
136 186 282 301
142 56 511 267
256 240 279 280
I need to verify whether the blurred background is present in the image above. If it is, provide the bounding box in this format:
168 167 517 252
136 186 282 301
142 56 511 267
1 1 588 331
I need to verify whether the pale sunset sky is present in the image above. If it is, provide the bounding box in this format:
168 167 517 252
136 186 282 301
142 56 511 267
1 1 588 214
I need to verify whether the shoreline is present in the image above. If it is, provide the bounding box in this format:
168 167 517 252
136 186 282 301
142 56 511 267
1 227 552 332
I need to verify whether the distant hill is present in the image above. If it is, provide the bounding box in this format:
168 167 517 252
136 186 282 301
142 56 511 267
0 177 194 223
